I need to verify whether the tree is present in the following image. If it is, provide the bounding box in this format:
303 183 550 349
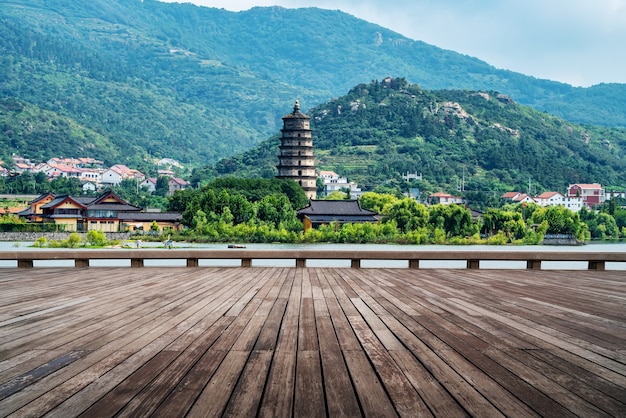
429 204 476 237
531 205 585 239
383 198 428 233
155 176 170 197
359 192 398 213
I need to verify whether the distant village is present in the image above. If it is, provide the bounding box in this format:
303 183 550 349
1 155 189 196
0 155 190 233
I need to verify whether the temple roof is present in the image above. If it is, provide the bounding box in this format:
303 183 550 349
297 200 377 217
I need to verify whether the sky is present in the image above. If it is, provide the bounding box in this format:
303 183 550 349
160 0 626 87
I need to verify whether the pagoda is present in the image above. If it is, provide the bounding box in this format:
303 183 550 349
276 101 317 199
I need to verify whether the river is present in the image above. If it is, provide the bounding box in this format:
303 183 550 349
1 241 625 269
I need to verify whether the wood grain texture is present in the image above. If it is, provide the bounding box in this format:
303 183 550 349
0 267 624 417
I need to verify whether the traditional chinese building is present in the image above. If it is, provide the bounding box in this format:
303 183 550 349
18 190 182 232
276 101 317 199
296 200 378 232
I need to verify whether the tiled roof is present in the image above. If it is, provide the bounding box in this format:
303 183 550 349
297 200 377 216
536 192 562 199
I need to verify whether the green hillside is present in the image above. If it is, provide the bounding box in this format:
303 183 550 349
1 0 625 167
215 79 626 200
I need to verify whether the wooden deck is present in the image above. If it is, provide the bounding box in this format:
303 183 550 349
0 267 625 417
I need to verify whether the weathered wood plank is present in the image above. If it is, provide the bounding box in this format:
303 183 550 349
0 266 624 418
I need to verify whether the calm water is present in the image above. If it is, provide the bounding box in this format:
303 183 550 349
1 241 625 269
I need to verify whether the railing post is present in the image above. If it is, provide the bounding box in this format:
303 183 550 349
187 258 198 267
351 259 361 269
131 258 144 268
588 261 605 270
296 258 306 268
18 259 33 268
241 258 252 268
467 259 480 269
409 259 420 269
75 259 89 268
526 260 542 270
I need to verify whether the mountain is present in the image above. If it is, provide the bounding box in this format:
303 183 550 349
215 79 626 201
1 0 625 167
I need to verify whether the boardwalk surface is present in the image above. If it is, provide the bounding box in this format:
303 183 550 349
0 267 625 417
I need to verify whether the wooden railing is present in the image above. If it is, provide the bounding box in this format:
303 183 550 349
1 249 625 270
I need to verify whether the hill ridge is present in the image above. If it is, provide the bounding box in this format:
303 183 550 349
0 0 625 168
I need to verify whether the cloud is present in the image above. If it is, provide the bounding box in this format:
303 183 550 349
159 0 626 86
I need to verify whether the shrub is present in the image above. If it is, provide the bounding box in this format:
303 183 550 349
33 236 48 247
86 230 107 246
65 232 82 248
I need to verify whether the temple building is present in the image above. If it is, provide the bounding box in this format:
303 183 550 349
276 101 317 199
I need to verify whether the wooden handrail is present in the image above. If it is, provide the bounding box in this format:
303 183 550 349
1 249 625 270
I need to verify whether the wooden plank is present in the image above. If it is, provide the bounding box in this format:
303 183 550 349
187 350 250 418
294 350 326 417
221 350 273 417
343 350 398 417
313 282 361 417
257 268 301 417
257 349 296 418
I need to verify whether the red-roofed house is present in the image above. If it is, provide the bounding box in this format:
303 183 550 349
101 165 145 186
567 183 605 209
141 178 157 193
535 191 583 212
168 177 189 195
431 192 464 205
501 192 523 200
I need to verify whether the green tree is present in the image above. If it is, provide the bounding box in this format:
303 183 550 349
531 206 586 240
359 192 398 213
383 198 428 233
155 176 170 197
428 204 476 238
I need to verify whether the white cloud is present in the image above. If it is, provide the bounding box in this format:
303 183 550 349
159 0 626 86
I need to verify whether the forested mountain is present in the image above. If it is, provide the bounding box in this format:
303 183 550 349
216 79 626 200
1 0 625 167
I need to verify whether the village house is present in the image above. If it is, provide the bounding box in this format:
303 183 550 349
18 190 182 232
101 164 145 187
296 200 378 232
567 183 605 209
501 192 536 204
141 178 157 193
169 177 189 195
319 170 362 199
430 192 464 205
534 191 583 212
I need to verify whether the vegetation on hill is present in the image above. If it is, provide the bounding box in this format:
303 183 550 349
1 0 625 167
211 79 626 207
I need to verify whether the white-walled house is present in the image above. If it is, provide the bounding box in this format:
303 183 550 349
101 165 145 186
535 191 583 212
82 181 97 193
101 167 123 186
141 178 157 193
431 192 464 205
319 170 362 198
